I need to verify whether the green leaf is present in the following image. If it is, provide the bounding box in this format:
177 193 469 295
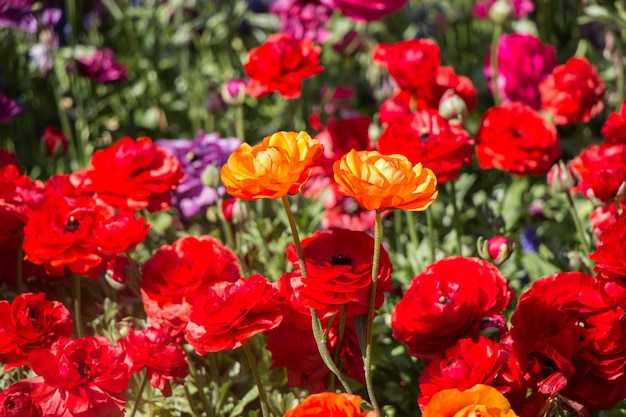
521 252 560 283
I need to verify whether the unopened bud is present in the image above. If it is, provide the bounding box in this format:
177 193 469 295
104 257 129 290
221 78 248 105
201 164 221 188
41 126 68 158
438 90 468 123
547 160 577 194
489 0 513 24
480 314 508 340
221 198 249 224
477 235 515 265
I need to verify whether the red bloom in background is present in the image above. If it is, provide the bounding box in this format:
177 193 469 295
0 379 43 417
244 33 323 99
391 257 512 360
0 148 20 170
377 109 473 183
475 103 560 176
0 293 72 370
570 142 626 202
590 202 620 236
141 235 240 335
418 337 527 412
186 275 284 353
539 57 605 126
28 336 131 417
80 137 185 212
40 126 68 157
507 272 626 410
118 327 188 397
373 39 440 95
602 100 626 143
316 116 372 166
23 196 148 277
286 228 392 319
590 211 626 308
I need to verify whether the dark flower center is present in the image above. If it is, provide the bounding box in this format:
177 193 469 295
512 130 523 138
330 255 352 266
27 306 41 322
437 295 453 304
78 361 90 377
419 133 430 143
186 151 200 163
65 215 80 232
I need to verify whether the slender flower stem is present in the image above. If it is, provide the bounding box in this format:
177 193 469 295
183 385 203 417
565 193 591 256
363 211 382 412
128 372 149 417
187 355 214 417
236 104 245 141
242 342 271 417
405 211 419 251
72 274 84 338
329 305 347 391
448 180 463 255
490 23 503 106
426 209 436 263
280 195 353 393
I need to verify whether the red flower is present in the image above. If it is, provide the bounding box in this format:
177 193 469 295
377 109 473 183
316 116 372 165
0 379 43 417
186 275 284 353
0 203 26 251
28 336 131 417
0 148 19 170
602 100 626 142
141 235 240 335
418 337 527 412
40 126 68 157
373 39 440 95
570 142 626 202
590 202 621 236
590 211 626 308
286 228 392 319
539 57 605 126
391 257 512 359
23 196 148 277
475 103 560 176
507 272 626 410
244 33 323 99
118 327 188 397
0 293 72 370
80 137 185 212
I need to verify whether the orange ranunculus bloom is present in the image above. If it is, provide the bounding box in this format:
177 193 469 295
220 131 323 200
284 392 377 417
423 384 519 417
333 149 438 211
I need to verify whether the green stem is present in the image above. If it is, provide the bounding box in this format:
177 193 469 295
236 104 245 140
183 385 204 417
242 342 271 417
615 32 624 112
329 305 347 391
363 211 382 413
565 193 591 257
72 274 84 338
490 23 503 106
281 195 352 393
128 372 149 417
448 180 463 255
187 356 214 417
405 211 419 250
426 209 436 264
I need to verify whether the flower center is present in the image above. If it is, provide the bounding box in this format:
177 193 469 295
330 255 352 266
65 216 80 232
78 361 90 377
27 306 41 322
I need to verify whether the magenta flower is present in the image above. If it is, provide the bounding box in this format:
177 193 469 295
319 0 406 22
0 0 37 33
75 48 128 83
0 94 22 124
485 33 557 109
473 0 534 19
270 0 332 43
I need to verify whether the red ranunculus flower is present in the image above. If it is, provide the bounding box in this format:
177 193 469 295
590 211 626 308
41 126 68 157
141 235 241 335
23 196 149 277
570 142 626 202
0 379 43 417
0 292 72 370
418 337 527 412
28 336 131 417
391 257 512 360
316 116 372 166
0 203 25 251
590 202 621 236
286 228 392 319
475 103 560 176
80 137 185 212
186 275 284 353
0 148 19 170
373 39 440 95
244 33 323 99
377 109 473 183
506 272 626 410
539 57 605 126
601 100 626 143
118 327 188 397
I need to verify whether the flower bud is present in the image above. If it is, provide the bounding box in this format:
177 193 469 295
105 257 129 290
489 0 513 24
221 78 248 105
477 235 515 265
201 163 221 188
41 126 68 157
221 198 249 224
438 90 468 123
480 314 508 340
547 160 577 194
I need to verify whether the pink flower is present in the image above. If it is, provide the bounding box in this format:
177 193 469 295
473 0 534 19
319 0 406 22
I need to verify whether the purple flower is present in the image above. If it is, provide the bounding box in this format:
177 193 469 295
0 0 37 33
319 0 406 22
270 0 332 43
156 131 242 218
75 48 128 83
485 33 557 109
473 0 534 19
0 94 22 124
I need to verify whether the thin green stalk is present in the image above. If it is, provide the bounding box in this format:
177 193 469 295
615 32 624 112
426 209 436 263
448 180 463 255
490 23 503 105
363 211 381 413
405 211 419 250
565 193 591 257
236 104 245 140
242 342 271 417
183 385 204 417
128 372 149 417
329 305 347 391
72 274 84 338
281 196 353 393
187 356 215 417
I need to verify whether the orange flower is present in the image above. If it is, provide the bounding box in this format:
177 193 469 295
220 131 323 200
423 384 519 417
284 392 377 417
333 149 438 211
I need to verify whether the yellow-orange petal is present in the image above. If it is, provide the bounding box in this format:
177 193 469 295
423 384 518 417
